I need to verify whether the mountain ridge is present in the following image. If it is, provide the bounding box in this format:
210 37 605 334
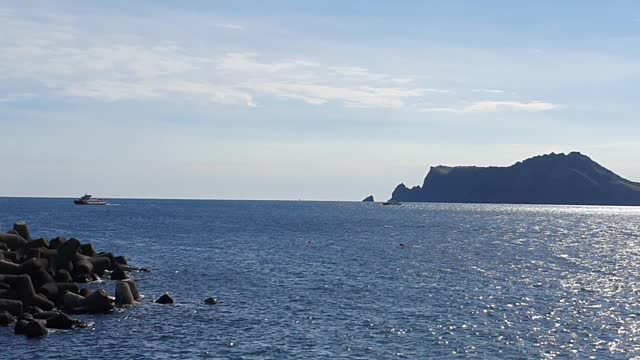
391 152 640 205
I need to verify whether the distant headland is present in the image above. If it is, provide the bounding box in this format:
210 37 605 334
391 152 640 206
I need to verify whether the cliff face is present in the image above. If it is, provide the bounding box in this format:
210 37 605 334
391 152 640 205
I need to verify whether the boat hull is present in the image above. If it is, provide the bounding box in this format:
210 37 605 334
73 200 107 205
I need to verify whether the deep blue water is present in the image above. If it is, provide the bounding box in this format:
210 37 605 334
2 198 640 359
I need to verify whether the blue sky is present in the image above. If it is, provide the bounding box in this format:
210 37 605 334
1 0 639 200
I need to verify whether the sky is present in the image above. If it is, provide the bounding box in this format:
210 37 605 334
1 0 639 201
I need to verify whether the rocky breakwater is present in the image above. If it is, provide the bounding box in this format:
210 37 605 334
0 221 144 338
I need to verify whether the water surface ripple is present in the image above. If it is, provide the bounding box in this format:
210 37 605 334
1 199 640 359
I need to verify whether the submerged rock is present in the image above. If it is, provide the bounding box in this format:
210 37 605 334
203 297 218 305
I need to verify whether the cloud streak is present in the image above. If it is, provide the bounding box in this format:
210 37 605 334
0 6 554 114
422 101 557 113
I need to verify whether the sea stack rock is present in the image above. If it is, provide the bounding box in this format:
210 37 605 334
362 195 374 202
155 293 174 304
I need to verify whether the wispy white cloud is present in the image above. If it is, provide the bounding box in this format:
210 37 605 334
466 101 557 112
0 6 556 114
472 88 504 94
421 101 557 113
0 8 437 110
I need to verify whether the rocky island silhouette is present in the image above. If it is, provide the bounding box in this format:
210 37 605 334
391 152 640 206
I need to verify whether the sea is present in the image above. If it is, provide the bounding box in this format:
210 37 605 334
1 198 640 359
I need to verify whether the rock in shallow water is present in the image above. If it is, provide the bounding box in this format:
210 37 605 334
155 293 174 304
203 297 218 305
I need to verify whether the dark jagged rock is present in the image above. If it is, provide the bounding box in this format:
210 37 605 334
25 320 48 338
0 310 15 326
391 152 640 205
203 297 218 305
155 293 174 304
0 299 23 316
362 195 374 202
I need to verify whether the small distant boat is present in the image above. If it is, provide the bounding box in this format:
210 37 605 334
73 194 107 205
382 199 401 206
